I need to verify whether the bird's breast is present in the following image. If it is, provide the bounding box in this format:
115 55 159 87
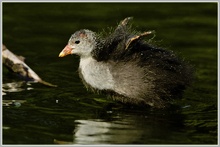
79 57 115 90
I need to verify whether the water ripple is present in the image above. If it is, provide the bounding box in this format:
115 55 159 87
2 81 35 95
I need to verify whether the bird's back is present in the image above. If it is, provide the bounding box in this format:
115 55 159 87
88 17 193 108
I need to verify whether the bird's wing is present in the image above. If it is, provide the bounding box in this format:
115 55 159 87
92 17 154 62
92 17 133 61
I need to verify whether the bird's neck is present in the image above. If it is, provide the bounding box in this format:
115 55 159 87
79 56 114 90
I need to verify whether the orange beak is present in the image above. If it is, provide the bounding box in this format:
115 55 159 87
59 45 73 57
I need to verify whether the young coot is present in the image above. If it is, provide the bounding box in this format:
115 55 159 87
59 17 193 108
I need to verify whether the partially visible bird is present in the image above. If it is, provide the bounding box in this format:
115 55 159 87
59 17 193 108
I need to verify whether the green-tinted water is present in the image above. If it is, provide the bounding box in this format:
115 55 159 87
2 2 217 144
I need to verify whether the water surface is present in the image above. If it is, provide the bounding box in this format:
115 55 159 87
2 2 217 145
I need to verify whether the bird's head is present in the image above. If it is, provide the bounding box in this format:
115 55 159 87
59 29 97 58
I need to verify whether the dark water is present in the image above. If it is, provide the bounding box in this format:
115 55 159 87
2 3 217 145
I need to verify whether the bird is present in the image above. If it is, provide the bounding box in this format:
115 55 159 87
58 17 193 108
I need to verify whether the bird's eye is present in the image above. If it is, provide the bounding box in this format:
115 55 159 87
75 40 80 44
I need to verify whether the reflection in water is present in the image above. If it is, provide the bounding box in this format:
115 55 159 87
73 119 142 144
2 81 34 95
3 99 26 107
2 3 217 144
55 118 143 144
